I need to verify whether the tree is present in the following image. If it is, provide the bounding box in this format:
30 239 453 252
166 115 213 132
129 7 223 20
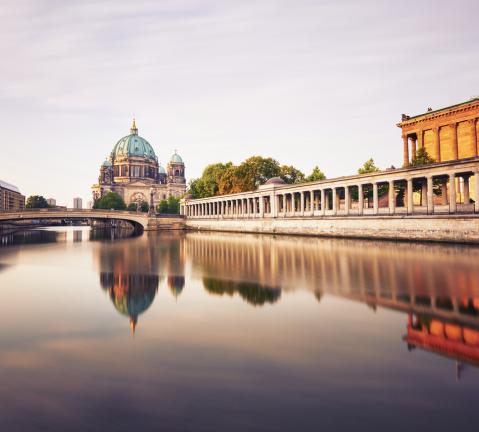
127 203 137 211
305 166 326 182
280 165 305 184
358 158 380 174
157 200 169 214
167 196 180 214
156 197 180 214
410 147 435 166
188 162 233 198
188 156 304 197
26 195 49 209
139 201 149 212
93 192 126 210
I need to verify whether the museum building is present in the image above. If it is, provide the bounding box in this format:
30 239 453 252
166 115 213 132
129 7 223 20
92 120 186 207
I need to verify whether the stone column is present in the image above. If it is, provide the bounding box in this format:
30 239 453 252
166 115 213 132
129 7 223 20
344 186 350 216
373 183 379 215
417 130 423 149
441 182 448 205
310 191 314 212
320 190 326 216
434 127 441 162
421 181 427 206
269 194 275 218
403 135 409 166
358 184 364 216
259 196 264 217
451 123 458 160
471 119 478 157
463 175 470 205
449 173 457 213
411 136 417 158
300 191 305 216
407 178 413 214
332 188 337 215
475 171 479 213
427 176 434 214
388 181 395 215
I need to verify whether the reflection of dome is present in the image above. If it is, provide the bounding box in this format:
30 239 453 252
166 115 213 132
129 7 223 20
170 151 183 164
264 177 285 185
111 120 158 162
100 272 159 333
168 275 185 298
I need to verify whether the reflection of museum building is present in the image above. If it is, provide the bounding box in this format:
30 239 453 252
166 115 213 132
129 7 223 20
91 120 186 207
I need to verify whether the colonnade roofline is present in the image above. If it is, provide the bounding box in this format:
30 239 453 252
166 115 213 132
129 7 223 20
184 157 479 204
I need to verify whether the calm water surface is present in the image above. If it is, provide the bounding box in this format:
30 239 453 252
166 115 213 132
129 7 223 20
0 227 478 431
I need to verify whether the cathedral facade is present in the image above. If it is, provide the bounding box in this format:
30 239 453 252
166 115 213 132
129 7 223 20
92 120 186 208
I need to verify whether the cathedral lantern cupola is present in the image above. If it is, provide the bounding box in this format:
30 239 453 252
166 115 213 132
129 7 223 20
130 118 138 135
167 151 186 184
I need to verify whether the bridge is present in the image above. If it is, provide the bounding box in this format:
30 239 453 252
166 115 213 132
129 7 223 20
0 209 158 232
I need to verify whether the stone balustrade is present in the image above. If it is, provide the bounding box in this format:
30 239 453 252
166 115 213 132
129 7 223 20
181 158 479 219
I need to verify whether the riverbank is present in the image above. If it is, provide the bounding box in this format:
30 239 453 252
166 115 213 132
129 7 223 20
184 215 479 244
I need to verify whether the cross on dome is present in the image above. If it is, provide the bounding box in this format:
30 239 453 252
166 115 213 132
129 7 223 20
130 118 138 135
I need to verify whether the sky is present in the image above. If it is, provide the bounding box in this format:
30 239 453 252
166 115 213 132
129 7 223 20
1 0 478 206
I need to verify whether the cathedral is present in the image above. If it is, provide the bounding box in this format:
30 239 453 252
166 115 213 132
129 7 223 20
92 120 186 208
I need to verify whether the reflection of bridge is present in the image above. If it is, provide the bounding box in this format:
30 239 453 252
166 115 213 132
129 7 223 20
0 209 152 232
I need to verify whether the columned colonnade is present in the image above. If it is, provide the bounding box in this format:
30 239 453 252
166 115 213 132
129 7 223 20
182 159 479 219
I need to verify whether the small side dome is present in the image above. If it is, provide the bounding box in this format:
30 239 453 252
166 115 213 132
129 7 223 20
264 177 285 185
102 159 112 168
170 151 183 164
158 164 166 174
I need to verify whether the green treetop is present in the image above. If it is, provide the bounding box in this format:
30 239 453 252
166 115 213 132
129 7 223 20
93 192 126 210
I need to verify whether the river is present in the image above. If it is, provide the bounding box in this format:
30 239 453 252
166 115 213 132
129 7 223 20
0 227 478 431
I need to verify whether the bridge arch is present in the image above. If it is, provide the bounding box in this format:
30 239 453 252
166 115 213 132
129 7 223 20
0 209 150 233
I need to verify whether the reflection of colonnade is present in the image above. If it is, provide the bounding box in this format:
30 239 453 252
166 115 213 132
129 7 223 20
183 159 479 219
186 233 479 326
187 232 479 366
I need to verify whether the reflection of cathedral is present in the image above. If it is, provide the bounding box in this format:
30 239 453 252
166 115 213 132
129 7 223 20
100 273 159 333
91 120 186 207
95 232 187 333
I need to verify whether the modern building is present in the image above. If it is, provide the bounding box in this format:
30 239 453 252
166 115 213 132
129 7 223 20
399 97 479 166
92 119 186 208
0 180 25 211
73 197 83 209
46 198 56 207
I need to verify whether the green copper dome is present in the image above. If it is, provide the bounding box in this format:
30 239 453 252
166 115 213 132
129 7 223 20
170 151 183 164
111 120 158 162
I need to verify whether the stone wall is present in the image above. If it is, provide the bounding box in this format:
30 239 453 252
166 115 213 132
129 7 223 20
185 216 479 244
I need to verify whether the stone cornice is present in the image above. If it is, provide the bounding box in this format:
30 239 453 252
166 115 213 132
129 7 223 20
397 99 479 129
